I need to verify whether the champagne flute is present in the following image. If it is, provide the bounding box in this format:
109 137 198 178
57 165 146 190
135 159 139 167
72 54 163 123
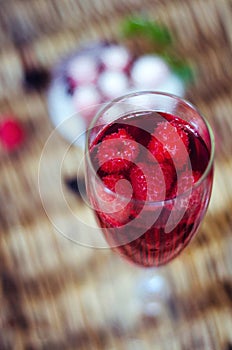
85 91 214 318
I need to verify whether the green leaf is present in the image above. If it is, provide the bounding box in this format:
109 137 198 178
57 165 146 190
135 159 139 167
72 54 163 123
122 17 172 47
121 17 147 35
146 23 172 46
173 64 195 83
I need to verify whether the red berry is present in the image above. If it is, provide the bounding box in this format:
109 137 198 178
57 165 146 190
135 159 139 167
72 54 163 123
148 136 166 163
130 163 166 202
97 128 139 173
102 174 130 195
148 120 189 168
160 161 176 198
95 173 133 225
178 171 201 194
166 171 203 231
0 118 24 151
171 170 202 208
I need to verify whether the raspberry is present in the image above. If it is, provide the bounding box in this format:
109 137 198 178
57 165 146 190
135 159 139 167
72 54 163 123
97 173 124 204
0 117 24 151
178 171 201 195
148 136 166 163
160 161 176 198
102 173 133 199
166 171 203 231
148 120 189 168
130 163 166 202
95 173 133 225
168 171 202 211
97 128 139 173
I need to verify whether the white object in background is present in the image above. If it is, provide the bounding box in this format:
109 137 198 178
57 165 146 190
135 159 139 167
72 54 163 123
67 55 99 84
155 72 185 97
100 45 131 71
73 85 102 123
98 70 130 100
131 55 170 89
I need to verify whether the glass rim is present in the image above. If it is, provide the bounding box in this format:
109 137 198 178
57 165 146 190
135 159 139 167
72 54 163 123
85 91 215 205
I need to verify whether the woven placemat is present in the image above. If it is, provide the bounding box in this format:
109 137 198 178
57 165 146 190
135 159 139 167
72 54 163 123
0 0 232 349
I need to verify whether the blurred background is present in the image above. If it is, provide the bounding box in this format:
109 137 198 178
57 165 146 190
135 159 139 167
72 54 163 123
0 0 232 349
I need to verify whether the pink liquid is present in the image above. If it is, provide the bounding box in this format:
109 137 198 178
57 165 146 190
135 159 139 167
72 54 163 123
89 111 213 267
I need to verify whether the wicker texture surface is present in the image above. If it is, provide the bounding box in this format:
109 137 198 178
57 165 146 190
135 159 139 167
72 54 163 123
0 0 232 349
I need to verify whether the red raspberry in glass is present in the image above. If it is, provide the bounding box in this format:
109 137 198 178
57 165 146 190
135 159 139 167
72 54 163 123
102 173 130 194
148 120 189 168
130 163 166 202
97 128 139 173
160 161 177 199
177 170 202 207
166 170 203 231
100 45 131 72
96 173 133 225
